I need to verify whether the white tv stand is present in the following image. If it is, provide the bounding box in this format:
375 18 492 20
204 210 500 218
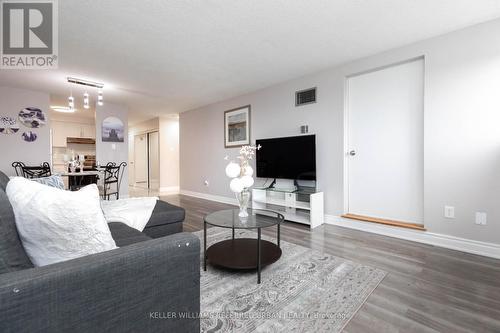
252 187 324 228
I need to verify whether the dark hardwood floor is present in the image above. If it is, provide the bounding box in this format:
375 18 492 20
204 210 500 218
163 194 500 333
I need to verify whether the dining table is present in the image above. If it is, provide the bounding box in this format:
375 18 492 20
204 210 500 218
59 170 102 177
59 170 103 190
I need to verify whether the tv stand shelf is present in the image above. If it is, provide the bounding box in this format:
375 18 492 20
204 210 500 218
252 188 324 228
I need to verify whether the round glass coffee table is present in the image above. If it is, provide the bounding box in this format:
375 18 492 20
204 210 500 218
203 209 284 284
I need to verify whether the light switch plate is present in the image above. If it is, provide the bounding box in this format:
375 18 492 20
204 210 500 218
444 206 455 219
475 212 487 225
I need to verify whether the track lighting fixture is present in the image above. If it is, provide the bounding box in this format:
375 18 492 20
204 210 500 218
66 77 105 110
68 95 74 109
83 92 90 109
97 90 103 106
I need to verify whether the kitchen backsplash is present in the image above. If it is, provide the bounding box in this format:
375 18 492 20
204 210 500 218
53 143 96 172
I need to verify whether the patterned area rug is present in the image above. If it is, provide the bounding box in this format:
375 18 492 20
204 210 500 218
195 228 386 333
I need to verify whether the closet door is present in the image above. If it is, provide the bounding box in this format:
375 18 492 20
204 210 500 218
346 58 424 224
134 134 148 188
148 131 160 190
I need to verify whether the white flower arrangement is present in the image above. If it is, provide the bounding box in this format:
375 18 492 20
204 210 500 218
225 144 261 193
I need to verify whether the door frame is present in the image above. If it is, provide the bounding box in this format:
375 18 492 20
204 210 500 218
147 131 160 190
342 56 426 222
134 133 149 187
132 129 160 189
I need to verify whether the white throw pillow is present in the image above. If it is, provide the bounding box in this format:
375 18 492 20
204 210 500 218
6 177 117 266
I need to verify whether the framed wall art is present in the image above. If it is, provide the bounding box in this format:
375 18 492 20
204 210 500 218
224 105 250 148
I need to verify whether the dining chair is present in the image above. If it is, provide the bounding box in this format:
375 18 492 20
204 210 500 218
12 162 26 177
12 162 51 179
101 162 127 200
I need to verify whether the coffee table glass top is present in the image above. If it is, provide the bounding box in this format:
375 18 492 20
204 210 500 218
204 209 283 229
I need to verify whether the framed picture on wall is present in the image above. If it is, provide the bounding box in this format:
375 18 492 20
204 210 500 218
102 116 124 142
224 105 251 148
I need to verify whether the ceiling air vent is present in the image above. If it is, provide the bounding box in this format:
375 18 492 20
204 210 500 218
295 87 316 106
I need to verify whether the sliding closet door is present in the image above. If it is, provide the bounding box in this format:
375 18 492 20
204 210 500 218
346 58 424 224
134 134 148 188
148 131 160 190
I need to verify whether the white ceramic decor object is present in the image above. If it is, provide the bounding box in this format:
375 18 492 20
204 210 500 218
225 145 261 219
225 162 241 178
230 177 244 193
243 165 254 176
241 175 254 188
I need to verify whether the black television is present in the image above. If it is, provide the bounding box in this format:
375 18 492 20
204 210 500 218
256 135 316 181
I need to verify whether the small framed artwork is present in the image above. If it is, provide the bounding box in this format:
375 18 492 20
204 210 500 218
0 116 20 134
18 107 46 128
224 105 251 148
102 116 124 142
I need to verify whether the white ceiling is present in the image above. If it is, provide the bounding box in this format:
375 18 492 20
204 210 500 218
1 0 500 124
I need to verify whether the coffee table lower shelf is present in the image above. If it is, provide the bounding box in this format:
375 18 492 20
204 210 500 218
206 238 282 270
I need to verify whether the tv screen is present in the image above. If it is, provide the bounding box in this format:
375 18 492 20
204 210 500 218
256 135 316 180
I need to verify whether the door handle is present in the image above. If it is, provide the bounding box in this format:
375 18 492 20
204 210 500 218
349 150 356 156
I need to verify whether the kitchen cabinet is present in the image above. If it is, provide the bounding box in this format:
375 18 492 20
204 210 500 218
81 124 96 139
51 121 96 147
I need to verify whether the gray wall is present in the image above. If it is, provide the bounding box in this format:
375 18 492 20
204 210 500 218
96 102 129 197
180 18 500 245
0 86 50 176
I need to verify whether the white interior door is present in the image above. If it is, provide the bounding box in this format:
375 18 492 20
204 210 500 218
134 134 148 188
347 58 424 224
128 134 135 185
148 131 160 190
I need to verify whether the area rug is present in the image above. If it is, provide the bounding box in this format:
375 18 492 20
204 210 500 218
194 228 386 333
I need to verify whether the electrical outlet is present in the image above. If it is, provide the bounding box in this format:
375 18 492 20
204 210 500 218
204 180 209 186
444 206 455 219
475 212 487 225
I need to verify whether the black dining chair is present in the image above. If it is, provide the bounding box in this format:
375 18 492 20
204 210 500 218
12 162 51 179
101 162 127 200
12 162 26 177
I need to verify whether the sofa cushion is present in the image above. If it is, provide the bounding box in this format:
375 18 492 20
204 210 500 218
145 200 185 228
143 221 183 239
30 174 65 189
108 222 152 247
0 172 34 274
0 171 10 192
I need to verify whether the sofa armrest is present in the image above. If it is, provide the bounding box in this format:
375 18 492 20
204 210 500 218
0 232 200 333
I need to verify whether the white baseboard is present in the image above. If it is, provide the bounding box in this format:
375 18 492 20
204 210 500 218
325 215 500 259
179 189 500 259
180 189 238 206
160 186 180 195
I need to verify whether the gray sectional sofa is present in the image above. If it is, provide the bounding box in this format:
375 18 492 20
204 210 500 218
0 171 200 333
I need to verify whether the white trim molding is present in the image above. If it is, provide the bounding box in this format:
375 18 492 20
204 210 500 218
325 215 500 259
180 189 238 206
179 190 500 259
160 186 180 195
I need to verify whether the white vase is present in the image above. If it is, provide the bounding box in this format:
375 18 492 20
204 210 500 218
236 188 251 218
